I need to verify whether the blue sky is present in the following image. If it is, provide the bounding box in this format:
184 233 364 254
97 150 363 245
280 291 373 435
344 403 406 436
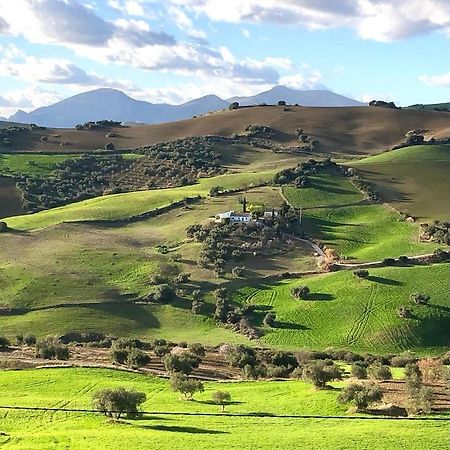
0 0 449 117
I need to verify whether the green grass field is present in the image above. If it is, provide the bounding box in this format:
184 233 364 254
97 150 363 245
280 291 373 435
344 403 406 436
0 368 447 449
350 145 450 220
4 170 275 230
0 154 78 176
234 264 450 354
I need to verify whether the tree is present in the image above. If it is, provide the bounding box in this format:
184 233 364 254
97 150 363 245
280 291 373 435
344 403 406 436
397 306 412 318
92 387 146 419
0 336 10 349
301 360 343 388
351 362 368 379
212 391 231 411
173 272 191 283
162 352 201 375
367 363 392 380
35 337 69 360
231 266 245 277
23 334 37 346
263 312 276 327
209 185 222 197
105 143 115 150
191 299 204 314
410 293 430 305
0 221 7 232
229 102 239 110
338 383 383 411
418 358 444 383
153 284 175 303
170 373 204 400
353 269 369 279
126 348 150 368
277 100 287 106
226 345 257 368
188 343 206 357
291 285 310 300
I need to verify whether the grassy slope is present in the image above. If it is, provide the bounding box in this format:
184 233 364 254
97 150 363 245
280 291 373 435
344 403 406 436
234 264 450 354
0 154 77 176
4 170 275 230
5 106 450 158
283 173 434 261
0 368 447 450
350 145 450 220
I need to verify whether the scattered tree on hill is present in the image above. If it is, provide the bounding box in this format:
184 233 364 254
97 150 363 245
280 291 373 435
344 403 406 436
191 299 204 314
162 352 201 375
300 360 343 388
338 383 383 412
23 334 37 346
173 272 191 283
153 284 175 303
231 266 245 277
278 100 287 106
229 102 239 110
291 285 310 300
397 306 412 318
188 343 206 357
367 363 392 380
410 293 430 305
92 387 146 419
209 185 222 197
212 391 231 411
226 345 257 369
35 337 69 360
351 362 368 379
170 373 204 400
353 269 369 279
104 143 115 150
418 358 444 383
126 348 150 368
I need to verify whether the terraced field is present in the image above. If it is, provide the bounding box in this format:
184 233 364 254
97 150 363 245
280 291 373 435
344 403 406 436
234 264 450 354
350 145 450 220
0 368 447 449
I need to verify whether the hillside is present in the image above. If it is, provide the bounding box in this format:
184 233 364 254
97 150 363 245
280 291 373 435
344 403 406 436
3 106 450 157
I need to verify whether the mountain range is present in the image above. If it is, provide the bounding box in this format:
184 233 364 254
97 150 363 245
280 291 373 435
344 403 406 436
6 85 365 128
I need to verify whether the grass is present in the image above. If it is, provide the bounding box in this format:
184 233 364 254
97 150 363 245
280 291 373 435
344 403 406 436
0 368 447 449
4 170 276 231
350 145 450 220
282 174 364 208
233 264 450 354
0 154 78 176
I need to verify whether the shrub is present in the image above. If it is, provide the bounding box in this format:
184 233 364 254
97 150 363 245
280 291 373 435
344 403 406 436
263 312 276 327
0 221 7 232
16 334 24 345
353 269 369 278
301 360 343 388
410 293 430 305
367 363 392 380
92 387 146 419
162 352 201 375
153 284 175 303
231 266 245 277
191 299 204 314
188 343 206 357
226 345 257 368
173 272 191 283
397 306 412 318
278 100 287 106
0 336 10 349
105 143 115 150
126 348 150 368
154 345 171 357
212 391 231 411
382 258 396 266
291 285 310 300
338 383 383 411
418 358 444 383
229 102 239 110
351 362 368 379
390 352 417 367
35 337 70 360
170 373 204 400
23 334 37 346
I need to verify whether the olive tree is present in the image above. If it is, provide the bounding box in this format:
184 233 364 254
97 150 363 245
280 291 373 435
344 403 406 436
338 383 383 411
92 387 146 419
212 391 231 411
170 373 204 400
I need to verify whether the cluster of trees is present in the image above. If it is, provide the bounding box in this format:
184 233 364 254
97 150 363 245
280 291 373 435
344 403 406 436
75 120 122 130
35 337 70 360
244 125 275 139
348 173 380 203
398 291 431 319
291 285 310 300
110 339 151 368
421 220 450 244
273 158 337 187
0 125 32 147
17 154 130 212
369 100 399 109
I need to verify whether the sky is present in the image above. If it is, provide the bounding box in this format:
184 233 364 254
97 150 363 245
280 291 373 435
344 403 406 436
0 0 449 117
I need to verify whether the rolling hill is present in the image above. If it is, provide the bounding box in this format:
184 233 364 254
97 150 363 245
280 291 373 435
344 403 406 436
3 105 450 157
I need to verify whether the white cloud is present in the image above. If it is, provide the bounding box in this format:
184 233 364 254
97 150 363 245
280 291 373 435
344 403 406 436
419 71 450 88
359 92 395 103
170 0 450 42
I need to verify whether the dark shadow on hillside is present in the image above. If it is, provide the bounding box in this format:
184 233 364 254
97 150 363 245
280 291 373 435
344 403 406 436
137 424 229 434
310 180 359 196
366 276 402 286
87 303 160 328
274 321 310 330
305 293 335 301
195 400 244 406
427 304 450 313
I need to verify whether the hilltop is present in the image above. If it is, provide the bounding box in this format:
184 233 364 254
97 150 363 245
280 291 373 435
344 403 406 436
3 105 450 157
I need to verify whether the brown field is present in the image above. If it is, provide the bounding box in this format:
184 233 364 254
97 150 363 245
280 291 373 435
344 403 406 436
0 176 24 218
4 106 450 157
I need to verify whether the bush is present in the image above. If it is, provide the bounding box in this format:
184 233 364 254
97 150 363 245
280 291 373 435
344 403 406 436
92 387 146 419
301 360 343 388
338 383 383 411
353 269 369 278
162 352 201 375
231 266 245 277
170 373 204 400
382 258 396 266
229 102 239 110
226 345 257 368
188 343 206 357
105 143 115 150
191 299 204 314
23 334 37 346
263 312 276 327
0 221 7 232
173 272 191 283
212 391 231 411
418 358 444 383
367 363 392 380
0 336 10 349
291 285 310 300
351 362 368 379
126 348 150 368
278 100 287 106
390 352 417 367
397 306 412 318
35 337 70 360
410 293 430 305
153 284 175 303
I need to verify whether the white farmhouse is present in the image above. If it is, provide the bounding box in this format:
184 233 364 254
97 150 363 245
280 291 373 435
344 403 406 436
215 211 252 224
